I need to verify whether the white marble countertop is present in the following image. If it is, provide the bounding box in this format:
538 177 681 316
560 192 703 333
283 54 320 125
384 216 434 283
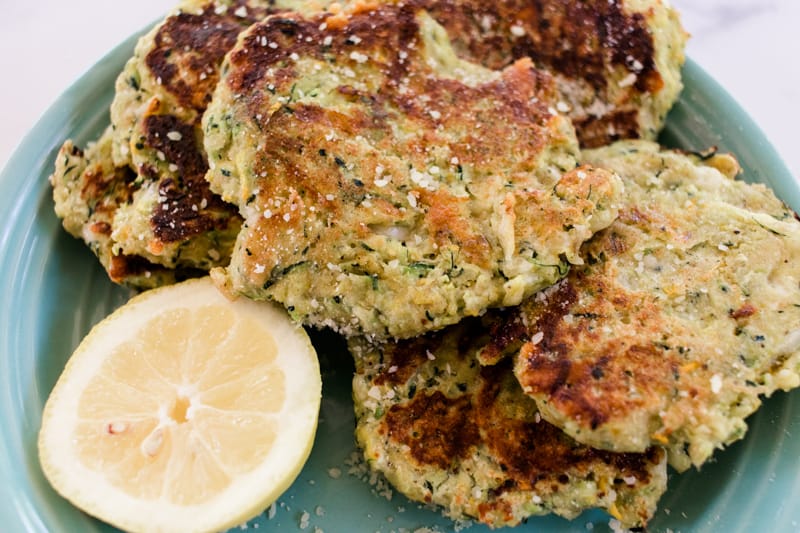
1 0 798 181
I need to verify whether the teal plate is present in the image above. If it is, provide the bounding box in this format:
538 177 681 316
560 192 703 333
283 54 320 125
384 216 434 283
1 29 799 533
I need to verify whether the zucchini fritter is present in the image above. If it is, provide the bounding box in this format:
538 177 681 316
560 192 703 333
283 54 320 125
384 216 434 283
483 141 800 471
51 128 202 288
54 0 320 287
400 0 687 147
204 4 623 339
107 0 288 271
350 321 667 529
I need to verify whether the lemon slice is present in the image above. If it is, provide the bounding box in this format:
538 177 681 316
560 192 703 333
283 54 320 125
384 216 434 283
38 277 321 533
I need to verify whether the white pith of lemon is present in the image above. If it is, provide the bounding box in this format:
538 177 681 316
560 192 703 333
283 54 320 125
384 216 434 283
38 277 321 533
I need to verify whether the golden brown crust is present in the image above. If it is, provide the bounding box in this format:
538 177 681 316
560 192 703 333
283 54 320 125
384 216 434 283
96 1 312 278
206 4 623 338
383 391 479 470
50 133 202 288
124 2 262 249
141 114 236 244
226 8 559 129
350 320 667 528
502 141 800 470
382 362 663 486
142 1 285 112
420 0 660 90
106 253 201 286
144 8 245 110
412 0 685 147
52 4 276 286
514 274 684 433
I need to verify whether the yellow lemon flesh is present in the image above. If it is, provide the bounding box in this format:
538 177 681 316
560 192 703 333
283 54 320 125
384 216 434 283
38 277 321 533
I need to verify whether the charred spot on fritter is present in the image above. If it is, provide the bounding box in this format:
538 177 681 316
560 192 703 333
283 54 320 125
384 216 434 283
80 160 138 216
413 0 686 147
420 0 659 91
475 307 529 365
573 109 641 146
476 363 661 492
383 391 479 469
142 115 205 175
108 253 168 283
515 267 688 436
145 2 278 110
142 114 238 243
374 332 446 387
226 7 424 95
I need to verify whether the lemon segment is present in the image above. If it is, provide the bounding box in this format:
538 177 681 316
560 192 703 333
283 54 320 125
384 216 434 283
38 277 321 533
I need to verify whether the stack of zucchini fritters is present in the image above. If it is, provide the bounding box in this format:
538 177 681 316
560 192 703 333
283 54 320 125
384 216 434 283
51 0 800 529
